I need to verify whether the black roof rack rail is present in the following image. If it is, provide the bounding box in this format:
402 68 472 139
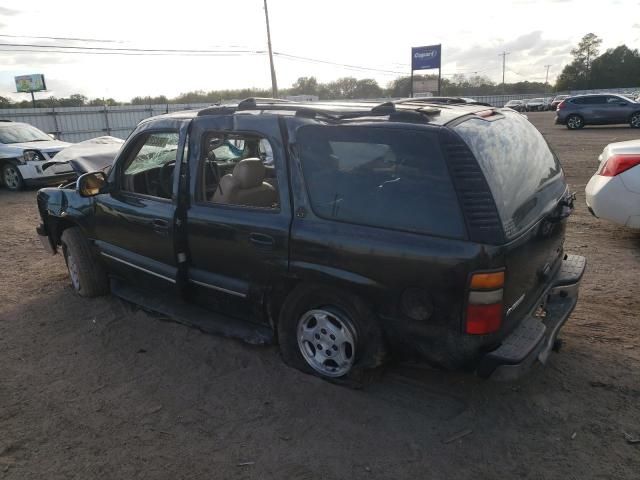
370 101 396 115
0 119 13 122
196 98 439 123
237 97 293 110
196 105 237 116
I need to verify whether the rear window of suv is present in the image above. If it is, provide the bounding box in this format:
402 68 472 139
454 110 565 239
296 125 465 239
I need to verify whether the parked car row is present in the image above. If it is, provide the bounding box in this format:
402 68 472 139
504 97 559 112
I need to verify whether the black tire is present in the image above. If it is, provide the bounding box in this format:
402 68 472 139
2 163 24 191
60 227 109 297
630 112 640 128
566 114 584 130
277 284 385 386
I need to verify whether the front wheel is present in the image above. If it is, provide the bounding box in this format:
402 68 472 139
630 112 640 128
566 114 584 130
61 227 109 297
278 285 384 384
2 163 24 191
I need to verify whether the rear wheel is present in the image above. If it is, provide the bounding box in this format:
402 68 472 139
61 227 109 297
566 114 584 130
630 112 640 128
2 163 24 191
278 284 384 385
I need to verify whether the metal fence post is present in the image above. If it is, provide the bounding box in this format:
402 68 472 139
51 107 61 140
104 105 111 136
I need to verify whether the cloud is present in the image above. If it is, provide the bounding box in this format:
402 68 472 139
0 7 19 16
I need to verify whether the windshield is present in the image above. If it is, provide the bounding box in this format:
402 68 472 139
0 124 51 144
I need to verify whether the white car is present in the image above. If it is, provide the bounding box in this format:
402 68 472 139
585 138 640 228
0 121 74 191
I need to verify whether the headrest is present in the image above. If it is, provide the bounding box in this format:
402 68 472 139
232 158 265 189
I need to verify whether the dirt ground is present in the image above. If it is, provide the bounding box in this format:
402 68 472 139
1 112 639 479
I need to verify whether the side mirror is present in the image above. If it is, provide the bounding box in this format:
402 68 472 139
48 133 57 140
77 171 108 197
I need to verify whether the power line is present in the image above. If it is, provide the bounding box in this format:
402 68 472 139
274 52 407 75
0 33 120 43
0 47 263 57
0 42 259 54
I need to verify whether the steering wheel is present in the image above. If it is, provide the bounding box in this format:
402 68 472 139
158 161 176 198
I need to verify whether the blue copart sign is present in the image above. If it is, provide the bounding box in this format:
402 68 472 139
411 45 441 70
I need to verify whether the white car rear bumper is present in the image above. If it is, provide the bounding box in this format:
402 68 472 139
585 174 640 228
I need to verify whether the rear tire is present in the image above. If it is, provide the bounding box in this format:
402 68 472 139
61 227 109 297
630 112 640 128
2 163 24 191
566 114 584 130
278 284 384 386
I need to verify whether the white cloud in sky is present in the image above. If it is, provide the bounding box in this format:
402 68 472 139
0 0 638 101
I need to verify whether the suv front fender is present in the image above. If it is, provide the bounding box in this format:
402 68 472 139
36 187 94 253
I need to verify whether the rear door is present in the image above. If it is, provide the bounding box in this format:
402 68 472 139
455 110 568 329
600 95 632 123
184 113 291 321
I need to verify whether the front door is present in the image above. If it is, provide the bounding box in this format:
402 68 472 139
92 121 188 291
184 114 291 323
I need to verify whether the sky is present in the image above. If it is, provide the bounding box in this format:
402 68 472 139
1 0 639 102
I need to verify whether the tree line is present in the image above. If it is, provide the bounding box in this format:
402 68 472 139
1 33 637 109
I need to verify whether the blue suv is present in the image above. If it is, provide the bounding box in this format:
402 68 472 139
555 94 640 130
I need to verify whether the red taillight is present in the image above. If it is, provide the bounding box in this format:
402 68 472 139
557 101 566 110
465 271 504 335
466 304 503 334
601 154 640 177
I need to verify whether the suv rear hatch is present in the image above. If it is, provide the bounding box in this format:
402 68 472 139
454 110 570 332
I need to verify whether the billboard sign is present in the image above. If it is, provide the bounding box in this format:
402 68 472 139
412 78 439 96
411 45 441 71
15 74 47 93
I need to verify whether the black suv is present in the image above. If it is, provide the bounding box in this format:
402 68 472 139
36 98 585 382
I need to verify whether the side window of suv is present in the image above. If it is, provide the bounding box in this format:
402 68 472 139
199 133 279 210
121 131 179 200
296 126 465 239
605 96 625 105
586 96 606 105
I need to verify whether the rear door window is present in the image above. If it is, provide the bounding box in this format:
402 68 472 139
296 125 465 239
454 110 565 239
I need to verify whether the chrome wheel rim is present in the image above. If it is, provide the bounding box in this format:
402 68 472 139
67 252 80 291
631 114 640 128
297 308 356 377
3 166 19 189
567 116 581 129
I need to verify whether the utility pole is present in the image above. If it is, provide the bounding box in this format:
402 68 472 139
499 51 510 94
263 0 278 98
544 64 552 88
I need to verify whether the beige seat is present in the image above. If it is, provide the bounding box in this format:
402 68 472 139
211 158 278 208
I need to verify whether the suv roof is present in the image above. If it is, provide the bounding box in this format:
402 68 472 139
153 97 502 128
